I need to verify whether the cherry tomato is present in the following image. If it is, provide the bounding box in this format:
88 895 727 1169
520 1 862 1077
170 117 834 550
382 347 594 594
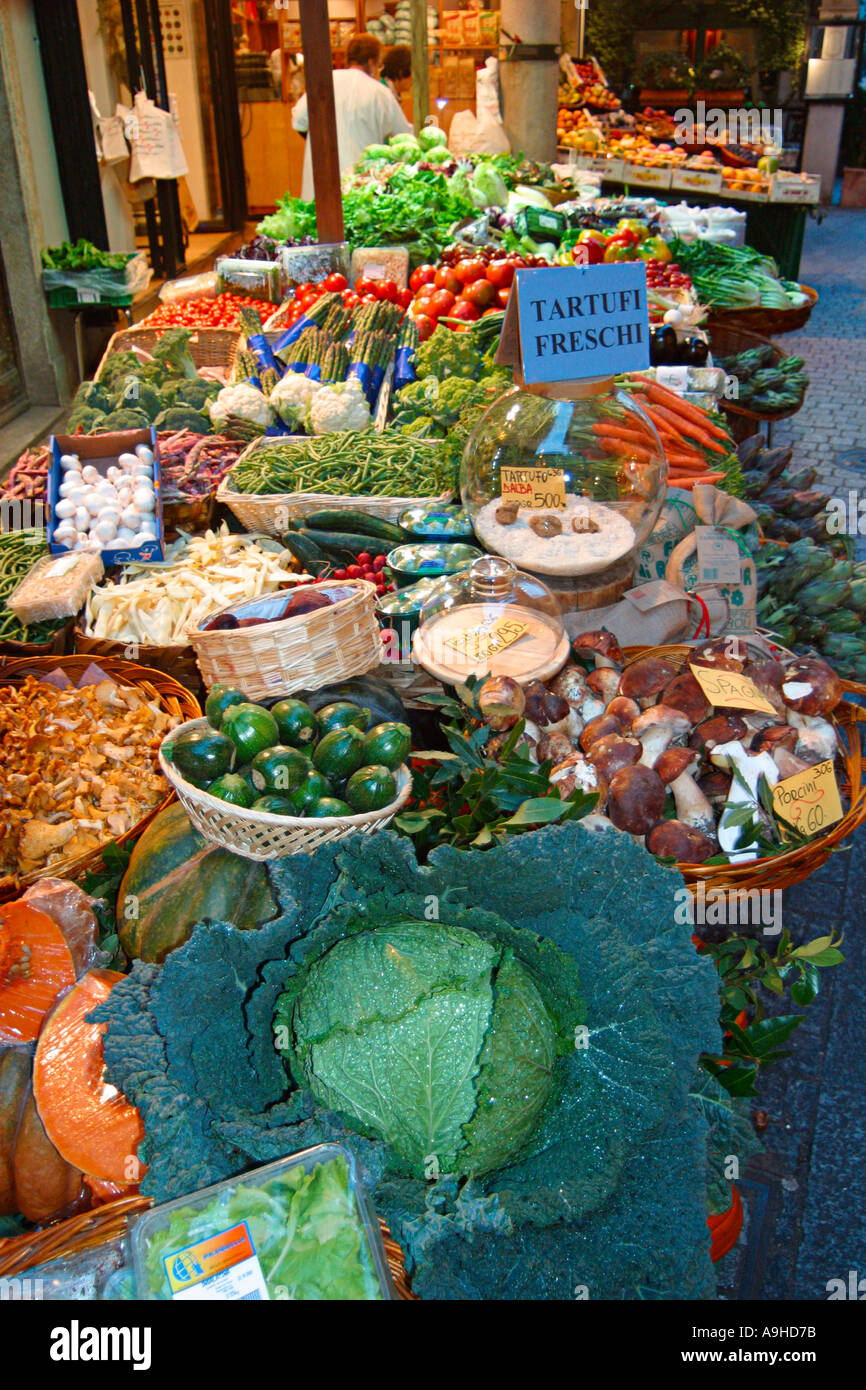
413 293 437 319
450 299 480 323
397 287 413 310
485 260 515 289
357 552 372 566
434 267 462 295
429 288 456 318
409 264 437 293
496 286 512 308
463 279 496 310
453 259 486 285
415 314 436 342
323 272 348 292
360 293 379 305
354 277 380 297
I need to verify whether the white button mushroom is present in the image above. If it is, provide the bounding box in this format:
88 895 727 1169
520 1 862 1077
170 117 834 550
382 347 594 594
59 453 81 472
133 486 155 512
54 498 77 520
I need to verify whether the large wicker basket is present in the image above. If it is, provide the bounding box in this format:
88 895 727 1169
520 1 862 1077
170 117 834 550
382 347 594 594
622 643 866 896
0 1194 415 1299
72 625 203 697
160 717 412 860
708 323 805 438
218 477 453 535
95 325 240 381
707 284 818 337
0 655 201 892
188 580 383 699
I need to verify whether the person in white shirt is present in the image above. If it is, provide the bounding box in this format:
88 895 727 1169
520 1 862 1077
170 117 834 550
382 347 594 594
292 33 411 201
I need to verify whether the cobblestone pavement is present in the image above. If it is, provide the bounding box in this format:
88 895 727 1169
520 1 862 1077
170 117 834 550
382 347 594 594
719 209 866 1302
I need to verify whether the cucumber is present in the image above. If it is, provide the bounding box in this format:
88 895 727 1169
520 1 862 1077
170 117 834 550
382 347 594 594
296 528 381 562
302 510 405 544
282 531 329 575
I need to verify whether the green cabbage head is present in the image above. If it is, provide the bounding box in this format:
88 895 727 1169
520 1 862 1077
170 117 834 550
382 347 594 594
283 920 560 1179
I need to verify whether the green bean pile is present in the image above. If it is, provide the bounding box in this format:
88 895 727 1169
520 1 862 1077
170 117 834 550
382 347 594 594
227 431 455 498
0 530 66 644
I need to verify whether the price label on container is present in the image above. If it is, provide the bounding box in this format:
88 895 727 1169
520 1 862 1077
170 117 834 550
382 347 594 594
689 663 777 715
444 617 528 662
363 263 386 280
773 758 843 836
77 289 100 304
500 466 567 510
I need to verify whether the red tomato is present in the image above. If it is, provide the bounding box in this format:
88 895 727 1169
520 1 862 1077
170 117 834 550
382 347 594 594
409 264 437 293
486 260 515 289
453 259 486 285
295 282 315 299
434 267 462 295
429 288 456 318
463 279 496 310
415 314 436 342
375 280 398 303
496 286 512 308
396 287 413 310
322 272 347 292
360 293 379 305
342 292 359 310
451 299 480 323
355 277 381 297
413 293 437 319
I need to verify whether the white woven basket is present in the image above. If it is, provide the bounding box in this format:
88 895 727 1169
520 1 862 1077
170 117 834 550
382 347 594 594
216 476 454 533
188 579 383 699
159 717 412 860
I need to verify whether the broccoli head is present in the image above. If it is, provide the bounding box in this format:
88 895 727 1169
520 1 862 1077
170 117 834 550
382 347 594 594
414 324 483 382
111 375 162 420
72 380 111 414
174 377 220 409
152 327 198 380
97 407 150 430
68 405 107 433
100 351 150 392
153 406 212 435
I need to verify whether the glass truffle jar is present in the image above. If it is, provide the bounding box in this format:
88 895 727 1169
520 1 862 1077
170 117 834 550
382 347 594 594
460 375 667 578
412 554 569 686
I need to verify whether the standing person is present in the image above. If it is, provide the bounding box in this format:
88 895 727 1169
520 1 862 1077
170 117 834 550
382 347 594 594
381 45 412 103
292 34 411 201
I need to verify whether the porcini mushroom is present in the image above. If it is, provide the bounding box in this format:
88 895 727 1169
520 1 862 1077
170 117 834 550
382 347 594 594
753 725 798 757
646 820 716 864
698 768 732 806
605 695 640 730
785 711 838 762
618 656 678 709
743 658 785 713
692 637 747 672
781 657 843 717
772 746 814 779
709 740 779 863
536 730 575 765
570 630 624 669
586 733 641 782
523 681 570 734
607 765 667 835
690 712 748 754
662 671 711 725
632 704 692 768
655 747 715 834
477 675 526 731
579 712 622 753
550 753 608 810
587 667 621 704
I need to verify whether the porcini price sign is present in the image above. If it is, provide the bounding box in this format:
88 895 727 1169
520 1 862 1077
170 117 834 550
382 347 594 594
514 263 650 385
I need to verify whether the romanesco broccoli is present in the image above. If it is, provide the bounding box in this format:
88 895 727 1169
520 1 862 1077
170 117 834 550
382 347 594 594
413 324 483 381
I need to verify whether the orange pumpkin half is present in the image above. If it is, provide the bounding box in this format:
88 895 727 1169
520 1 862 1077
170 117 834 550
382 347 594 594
32 970 146 1187
0 903 77 1045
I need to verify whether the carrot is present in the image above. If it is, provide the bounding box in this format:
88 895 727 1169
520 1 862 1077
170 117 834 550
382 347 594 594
597 438 653 462
639 380 730 441
667 472 725 490
592 422 655 445
647 403 728 454
33 969 145 1186
0 902 77 1045
668 455 713 471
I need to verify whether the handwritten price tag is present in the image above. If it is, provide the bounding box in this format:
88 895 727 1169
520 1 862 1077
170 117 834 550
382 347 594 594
689 663 777 716
443 617 528 662
773 758 843 836
500 466 567 511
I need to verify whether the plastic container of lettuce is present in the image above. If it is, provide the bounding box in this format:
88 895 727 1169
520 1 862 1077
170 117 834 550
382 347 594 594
131 1145 395 1301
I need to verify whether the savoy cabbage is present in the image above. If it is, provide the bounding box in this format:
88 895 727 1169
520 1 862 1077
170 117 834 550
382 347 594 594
93 824 722 1299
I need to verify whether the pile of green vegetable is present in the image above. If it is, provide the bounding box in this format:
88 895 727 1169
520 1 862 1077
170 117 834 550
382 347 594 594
0 531 66 646
737 435 833 544
717 343 808 413
166 685 411 818
226 429 455 499
669 238 810 312
41 239 129 273
391 319 511 445
756 539 866 681
93 824 724 1300
68 328 220 435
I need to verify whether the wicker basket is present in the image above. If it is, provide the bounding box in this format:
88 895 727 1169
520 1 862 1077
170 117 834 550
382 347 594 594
218 476 453 535
95 326 241 381
0 619 72 660
73 625 203 697
0 1194 415 1298
160 718 411 860
622 643 866 896
188 579 383 699
0 655 201 891
707 284 818 337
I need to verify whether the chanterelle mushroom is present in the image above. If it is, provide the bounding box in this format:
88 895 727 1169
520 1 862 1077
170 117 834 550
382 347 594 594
632 704 691 768
781 657 843 718
607 764 667 835
655 747 715 834
646 819 716 864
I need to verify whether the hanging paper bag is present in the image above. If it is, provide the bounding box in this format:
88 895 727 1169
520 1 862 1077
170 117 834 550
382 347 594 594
665 485 758 636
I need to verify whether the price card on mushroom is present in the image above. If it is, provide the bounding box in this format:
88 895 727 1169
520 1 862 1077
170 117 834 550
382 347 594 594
444 617 528 662
772 758 843 836
500 466 567 510
688 663 777 715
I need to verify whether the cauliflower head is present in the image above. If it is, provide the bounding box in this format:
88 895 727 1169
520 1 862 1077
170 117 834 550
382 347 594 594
209 383 274 430
307 378 372 435
269 371 322 428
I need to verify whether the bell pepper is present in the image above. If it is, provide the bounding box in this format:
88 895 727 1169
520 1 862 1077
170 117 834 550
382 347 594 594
616 219 648 242
575 229 608 265
602 234 637 263
638 235 672 263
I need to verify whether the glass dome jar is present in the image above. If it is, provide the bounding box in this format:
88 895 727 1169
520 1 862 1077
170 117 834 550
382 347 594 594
460 376 667 578
412 554 569 686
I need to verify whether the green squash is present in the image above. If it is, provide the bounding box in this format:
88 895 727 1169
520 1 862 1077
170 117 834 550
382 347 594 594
168 727 235 788
344 764 397 812
205 684 249 729
117 804 278 963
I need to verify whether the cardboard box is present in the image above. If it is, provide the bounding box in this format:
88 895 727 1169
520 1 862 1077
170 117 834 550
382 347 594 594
479 11 499 43
462 10 481 44
48 428 164 567
575 153 625 180
769 173 821 205
442 10 462 43
457 57 476 98
620 163 673 190
671 167 723 194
